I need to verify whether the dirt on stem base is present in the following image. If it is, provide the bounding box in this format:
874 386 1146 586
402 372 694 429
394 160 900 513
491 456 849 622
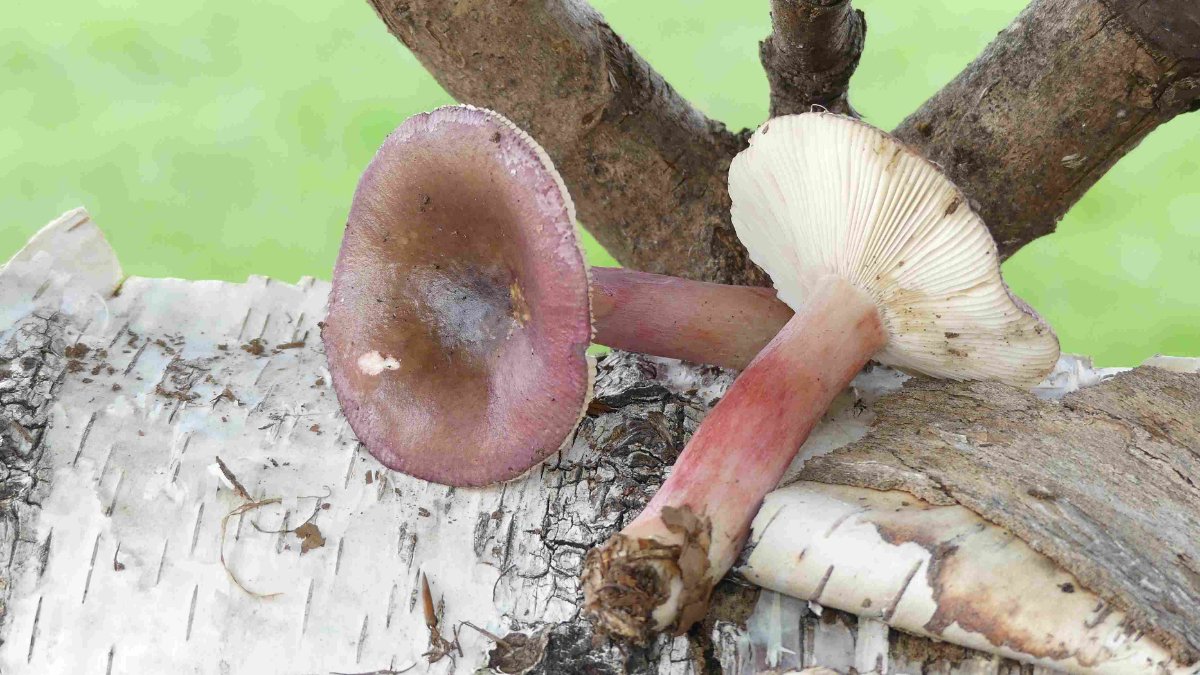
581 506 715 643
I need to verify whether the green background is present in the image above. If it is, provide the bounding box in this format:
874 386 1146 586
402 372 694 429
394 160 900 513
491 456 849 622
3 0 1196 366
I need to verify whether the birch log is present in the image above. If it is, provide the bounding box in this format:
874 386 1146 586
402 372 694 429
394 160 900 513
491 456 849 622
788 367 1200 668
2 210 1197 674
0 209 761 674
0 209 938 674
742 483 1189 673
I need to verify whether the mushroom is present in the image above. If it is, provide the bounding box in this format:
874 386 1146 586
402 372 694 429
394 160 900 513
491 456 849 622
580 113 1061 641
321 105 791 487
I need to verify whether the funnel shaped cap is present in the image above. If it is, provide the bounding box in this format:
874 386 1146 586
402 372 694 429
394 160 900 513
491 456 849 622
323 106 593 486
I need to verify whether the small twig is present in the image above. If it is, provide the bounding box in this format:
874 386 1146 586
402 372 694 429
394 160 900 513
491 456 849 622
219 497 283 599
459 621 508 647
210 386 239 409
421 573 437 628
419 572 459 664
215 456 251 501
250 486 332 534
214 456 285 598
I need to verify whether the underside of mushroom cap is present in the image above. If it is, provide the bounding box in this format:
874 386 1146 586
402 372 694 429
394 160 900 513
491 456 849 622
729 113 1060 388
322 105 593 487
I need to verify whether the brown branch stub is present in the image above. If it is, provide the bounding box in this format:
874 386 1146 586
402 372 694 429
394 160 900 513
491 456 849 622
760 0 866 117
894 0 1200 260
365 0 766 285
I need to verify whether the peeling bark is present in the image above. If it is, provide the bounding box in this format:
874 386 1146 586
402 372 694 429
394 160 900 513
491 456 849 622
799 368 1200 665
760 0 866 117
742 482 1187 672
0 213 764 673
343 0 1200 664
8 0 1200 671
0 211 1129 673
0 314 64 644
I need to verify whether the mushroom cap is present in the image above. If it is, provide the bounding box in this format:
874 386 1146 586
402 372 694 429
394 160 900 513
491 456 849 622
729 113 1059 387
322 105 593 487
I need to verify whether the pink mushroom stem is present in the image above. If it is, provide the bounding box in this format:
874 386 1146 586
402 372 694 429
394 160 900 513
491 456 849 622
590 267 794 370
583 274 886 640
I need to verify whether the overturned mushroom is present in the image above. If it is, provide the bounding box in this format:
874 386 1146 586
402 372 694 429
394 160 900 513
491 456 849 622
322 106 791 487
322 106 593 487
581 113 1060 641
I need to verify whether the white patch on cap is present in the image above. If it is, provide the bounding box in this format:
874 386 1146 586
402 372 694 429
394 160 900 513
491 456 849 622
357 351 400 376
729 113 1060 388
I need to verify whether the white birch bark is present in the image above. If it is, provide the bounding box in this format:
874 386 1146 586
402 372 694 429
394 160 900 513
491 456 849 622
1 209 1194 675
741 483 1190 673
0 209 751 674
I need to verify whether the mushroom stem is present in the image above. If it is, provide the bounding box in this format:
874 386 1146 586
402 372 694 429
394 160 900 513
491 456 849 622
581 275 886 641
590 267 793 370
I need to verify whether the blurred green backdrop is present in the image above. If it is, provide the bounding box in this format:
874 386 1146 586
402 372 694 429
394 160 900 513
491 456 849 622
2 1 1196 365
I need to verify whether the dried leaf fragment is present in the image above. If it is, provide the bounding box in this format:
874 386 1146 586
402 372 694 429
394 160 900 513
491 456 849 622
293 522 326 554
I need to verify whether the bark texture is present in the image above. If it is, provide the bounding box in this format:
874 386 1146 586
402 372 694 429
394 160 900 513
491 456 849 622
799 367 1200 665
0 314 62 646
365 0 763 285
744 481 1188 672
367 0 1199 278
0 212 765 673
0 211 1096 673
760 0 866 117
893 0 1200 258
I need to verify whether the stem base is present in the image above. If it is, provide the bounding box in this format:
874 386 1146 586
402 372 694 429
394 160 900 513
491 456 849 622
583 276 886 641
581 506 713 643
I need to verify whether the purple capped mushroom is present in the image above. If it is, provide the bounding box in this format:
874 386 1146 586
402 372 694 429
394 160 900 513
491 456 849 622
322 106 792 486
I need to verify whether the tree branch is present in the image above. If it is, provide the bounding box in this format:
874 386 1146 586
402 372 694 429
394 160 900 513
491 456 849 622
366 0 766 285
893 0 1200 259
760 0 866 117
369 0 1199 282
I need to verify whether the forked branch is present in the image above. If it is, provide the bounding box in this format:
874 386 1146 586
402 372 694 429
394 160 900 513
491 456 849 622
367 0 1199 276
